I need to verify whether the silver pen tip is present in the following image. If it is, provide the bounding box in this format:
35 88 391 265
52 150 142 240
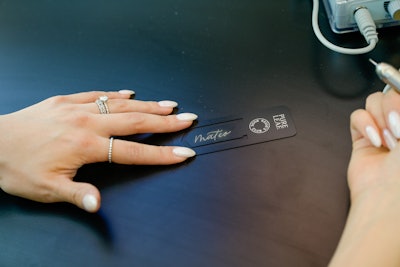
369 58 378 66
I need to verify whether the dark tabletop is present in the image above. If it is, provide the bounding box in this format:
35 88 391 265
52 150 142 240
0 1 399 266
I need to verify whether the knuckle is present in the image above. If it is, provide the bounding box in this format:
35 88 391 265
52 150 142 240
71 113 92 127
126 142 145 162
53 180 84 206
127 112 146 130
165 115 177 128
114 99 132 112
60 112 93 128
34 178 58 203
46 95 69 106
73 132 96 150
90 90 107 95
55 130 96 153
148 101 163 111
68 187 84 207
365 92 382 109
350 109 364 120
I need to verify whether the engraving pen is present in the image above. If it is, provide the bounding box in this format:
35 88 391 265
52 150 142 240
369 59 400 93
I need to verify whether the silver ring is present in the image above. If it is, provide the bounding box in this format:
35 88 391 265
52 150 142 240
95 95 110 114
108 137 114 163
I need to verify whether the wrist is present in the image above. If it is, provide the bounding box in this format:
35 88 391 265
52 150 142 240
0 114 14 190
329 184 400 267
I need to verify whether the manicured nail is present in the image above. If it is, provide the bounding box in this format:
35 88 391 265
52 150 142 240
388 111 400 138
82 194 98 212
158 100 178 108
173 147 196 158
383 129 397 151
118 89 135 95
365 126 382 148
176 113 198 121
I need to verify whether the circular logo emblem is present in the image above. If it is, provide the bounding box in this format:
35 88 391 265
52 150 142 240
249 118 270 134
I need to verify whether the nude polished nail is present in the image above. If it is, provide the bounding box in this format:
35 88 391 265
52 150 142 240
388 111 400 138
176 113 198 121
118 89 135 95
366 126 382 148
158 100 178 108
82 194 98 212
383 129 397 150
173 147 196 158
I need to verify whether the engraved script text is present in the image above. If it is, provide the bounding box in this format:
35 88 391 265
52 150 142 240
194 129 232 144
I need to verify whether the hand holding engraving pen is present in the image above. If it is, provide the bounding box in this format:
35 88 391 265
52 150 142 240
369 59 400 93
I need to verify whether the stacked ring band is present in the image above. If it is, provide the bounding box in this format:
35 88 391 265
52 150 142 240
95 95 110 114
108 137 114 163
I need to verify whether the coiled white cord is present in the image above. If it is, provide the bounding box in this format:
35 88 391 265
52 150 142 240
312 0 379 55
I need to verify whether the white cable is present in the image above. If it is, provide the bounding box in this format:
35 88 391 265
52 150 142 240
312 0 379 55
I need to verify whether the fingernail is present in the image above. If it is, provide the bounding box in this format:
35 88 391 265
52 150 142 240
388 111 400 138
118 89 135 95
158 100 178 108
176 113 198 121
82 194 98 212
173 147 196 158
383 129 397 151
366 126 382 147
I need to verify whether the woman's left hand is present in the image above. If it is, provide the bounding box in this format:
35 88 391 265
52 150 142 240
0 90 197 212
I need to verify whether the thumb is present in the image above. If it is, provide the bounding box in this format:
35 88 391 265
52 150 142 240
55 179 101 213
